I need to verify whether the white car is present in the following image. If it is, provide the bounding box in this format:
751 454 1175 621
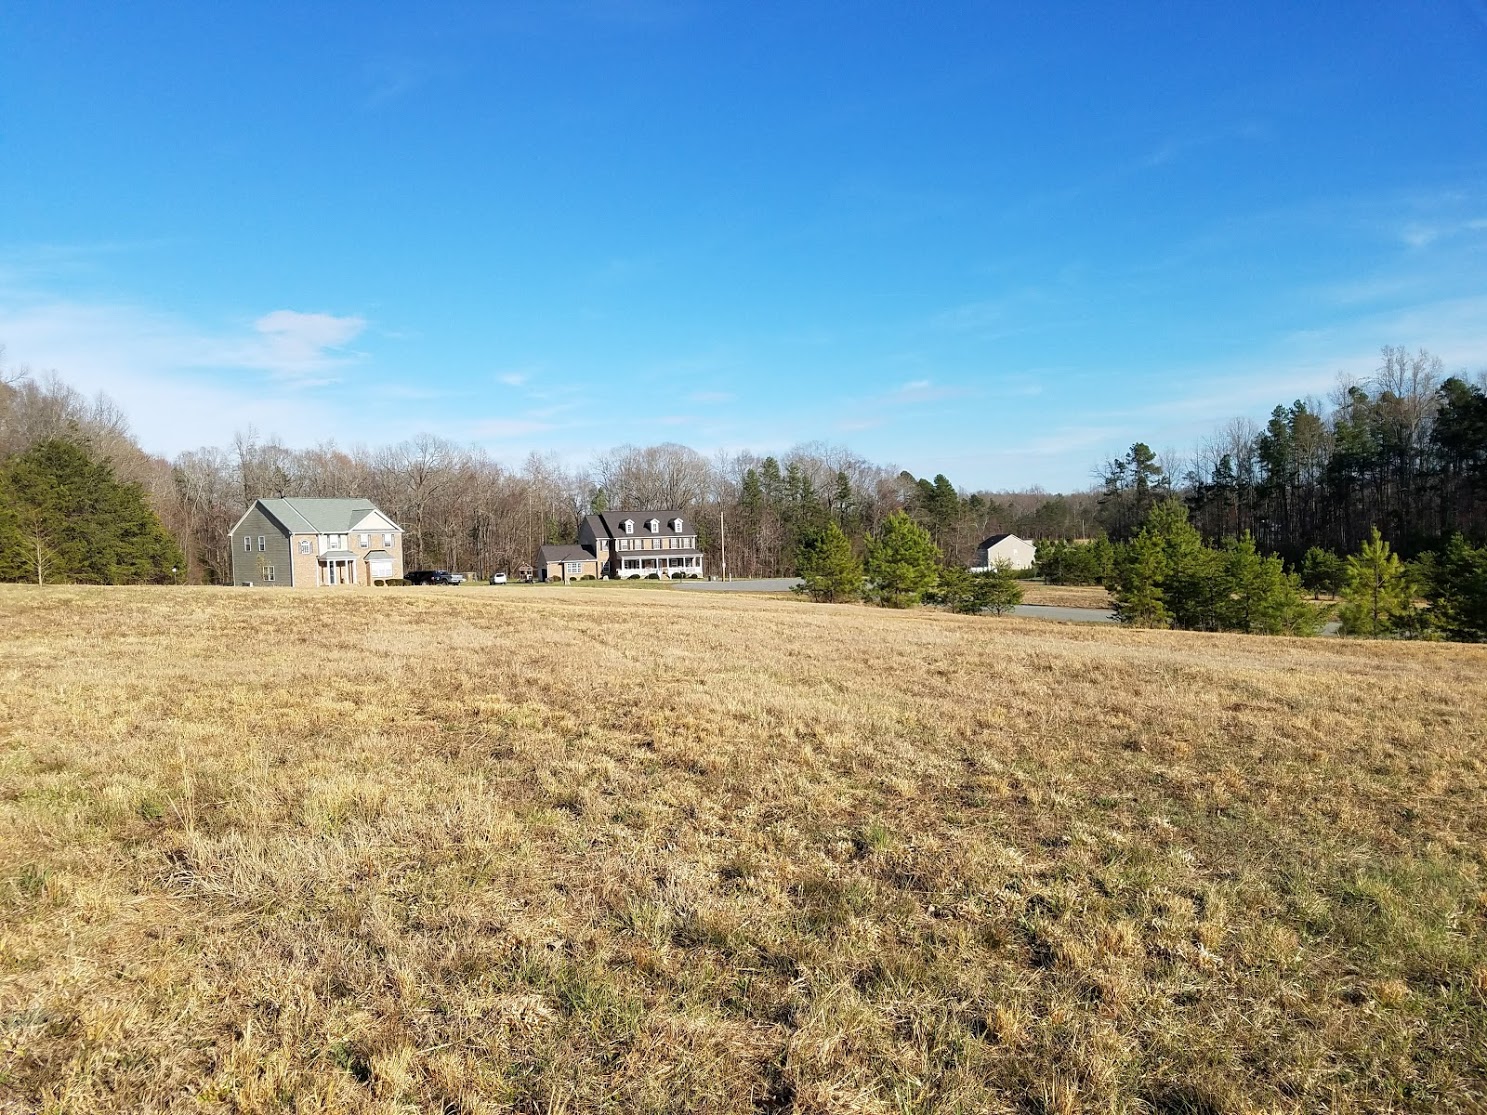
489 573 507 585
447 572 465 585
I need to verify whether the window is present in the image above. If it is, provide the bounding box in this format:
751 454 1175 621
382 533 393 547
647 518 659 532
243 535 251 552
298 539 312 555
328 534 343 549
263 565 275 582
623 519 634 534
358 533 369 547
672 518 683 532
257 535 266 552
565 561 585 576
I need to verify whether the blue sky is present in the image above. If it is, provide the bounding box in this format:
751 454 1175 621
2 2 1485 490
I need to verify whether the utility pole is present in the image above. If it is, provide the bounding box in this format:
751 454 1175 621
720 508 727 581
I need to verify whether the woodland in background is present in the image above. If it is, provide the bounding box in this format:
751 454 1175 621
2 344 1483 588
1097 346 1487 557
0 351 1096 583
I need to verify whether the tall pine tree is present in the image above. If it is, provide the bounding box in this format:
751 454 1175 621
795 520 864 603
865 511 941 608
1339 528 1412 637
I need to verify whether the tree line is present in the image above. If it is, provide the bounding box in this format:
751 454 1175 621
0 352 1095 585
3 341 1481 630
1097 346 1487 557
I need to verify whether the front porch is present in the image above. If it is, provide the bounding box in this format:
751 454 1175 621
318 549 359 586
615 554 703 578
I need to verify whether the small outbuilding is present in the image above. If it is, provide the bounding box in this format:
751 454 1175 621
972 532 1036 571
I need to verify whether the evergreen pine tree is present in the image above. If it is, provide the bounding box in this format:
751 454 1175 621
0 439 184 584
929 563 1023 615
971 563 1023 615
1220 534 1320 635
1151 502 1223 630
1299 547 1345 598
1428 535 1487 642
1113 530 1170 627
865 511 941 607
794 520 864 603
1339 527 1412 637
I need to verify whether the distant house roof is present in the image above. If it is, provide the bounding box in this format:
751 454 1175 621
249 498 403 535
978 533 1023 549
582 510 693 538
537 544 595 564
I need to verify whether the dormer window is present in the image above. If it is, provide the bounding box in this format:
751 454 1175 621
623 519 634 534
671 518 683 532
647 518 659 533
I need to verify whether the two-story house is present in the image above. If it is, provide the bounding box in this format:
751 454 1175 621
229 498 405 587
537 511 704 581
971 532 1036 571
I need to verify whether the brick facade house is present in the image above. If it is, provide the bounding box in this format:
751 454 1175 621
230 498 405 587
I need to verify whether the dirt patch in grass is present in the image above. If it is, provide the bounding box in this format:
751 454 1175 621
1 585 1484 1112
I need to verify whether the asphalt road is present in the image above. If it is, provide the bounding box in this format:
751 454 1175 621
673 578 1118 624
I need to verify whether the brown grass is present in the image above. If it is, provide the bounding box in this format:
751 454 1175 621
1 585 1484 1113
1015 584 1113 610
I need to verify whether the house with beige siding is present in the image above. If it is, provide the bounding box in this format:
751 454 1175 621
538 511 704 581
229 498 404 587
971 532 1036 572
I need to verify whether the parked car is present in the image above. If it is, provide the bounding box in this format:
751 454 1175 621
447 572 465 585
489 573 507 585
406 569 455 585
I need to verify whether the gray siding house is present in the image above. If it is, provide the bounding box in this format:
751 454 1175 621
229 498 405 587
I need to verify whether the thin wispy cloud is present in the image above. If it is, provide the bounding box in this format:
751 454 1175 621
497 371 530 387
470 418 558 438
884 378 971 404
248 310 367 380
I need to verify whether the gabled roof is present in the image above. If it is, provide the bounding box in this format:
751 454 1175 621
582 510 693 539
240 498 404 535
978 533 1028 549
537 543 595 563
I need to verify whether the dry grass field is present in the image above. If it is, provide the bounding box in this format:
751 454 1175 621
1 586 1484 1114
1013 585 1113 610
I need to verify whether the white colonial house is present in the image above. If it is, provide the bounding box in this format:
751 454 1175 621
971 532 1036 572
538 511 704 581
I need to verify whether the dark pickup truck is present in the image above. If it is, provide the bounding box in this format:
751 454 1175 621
405 569 456 585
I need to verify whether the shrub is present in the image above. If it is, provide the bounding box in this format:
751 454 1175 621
930 564 1023 614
